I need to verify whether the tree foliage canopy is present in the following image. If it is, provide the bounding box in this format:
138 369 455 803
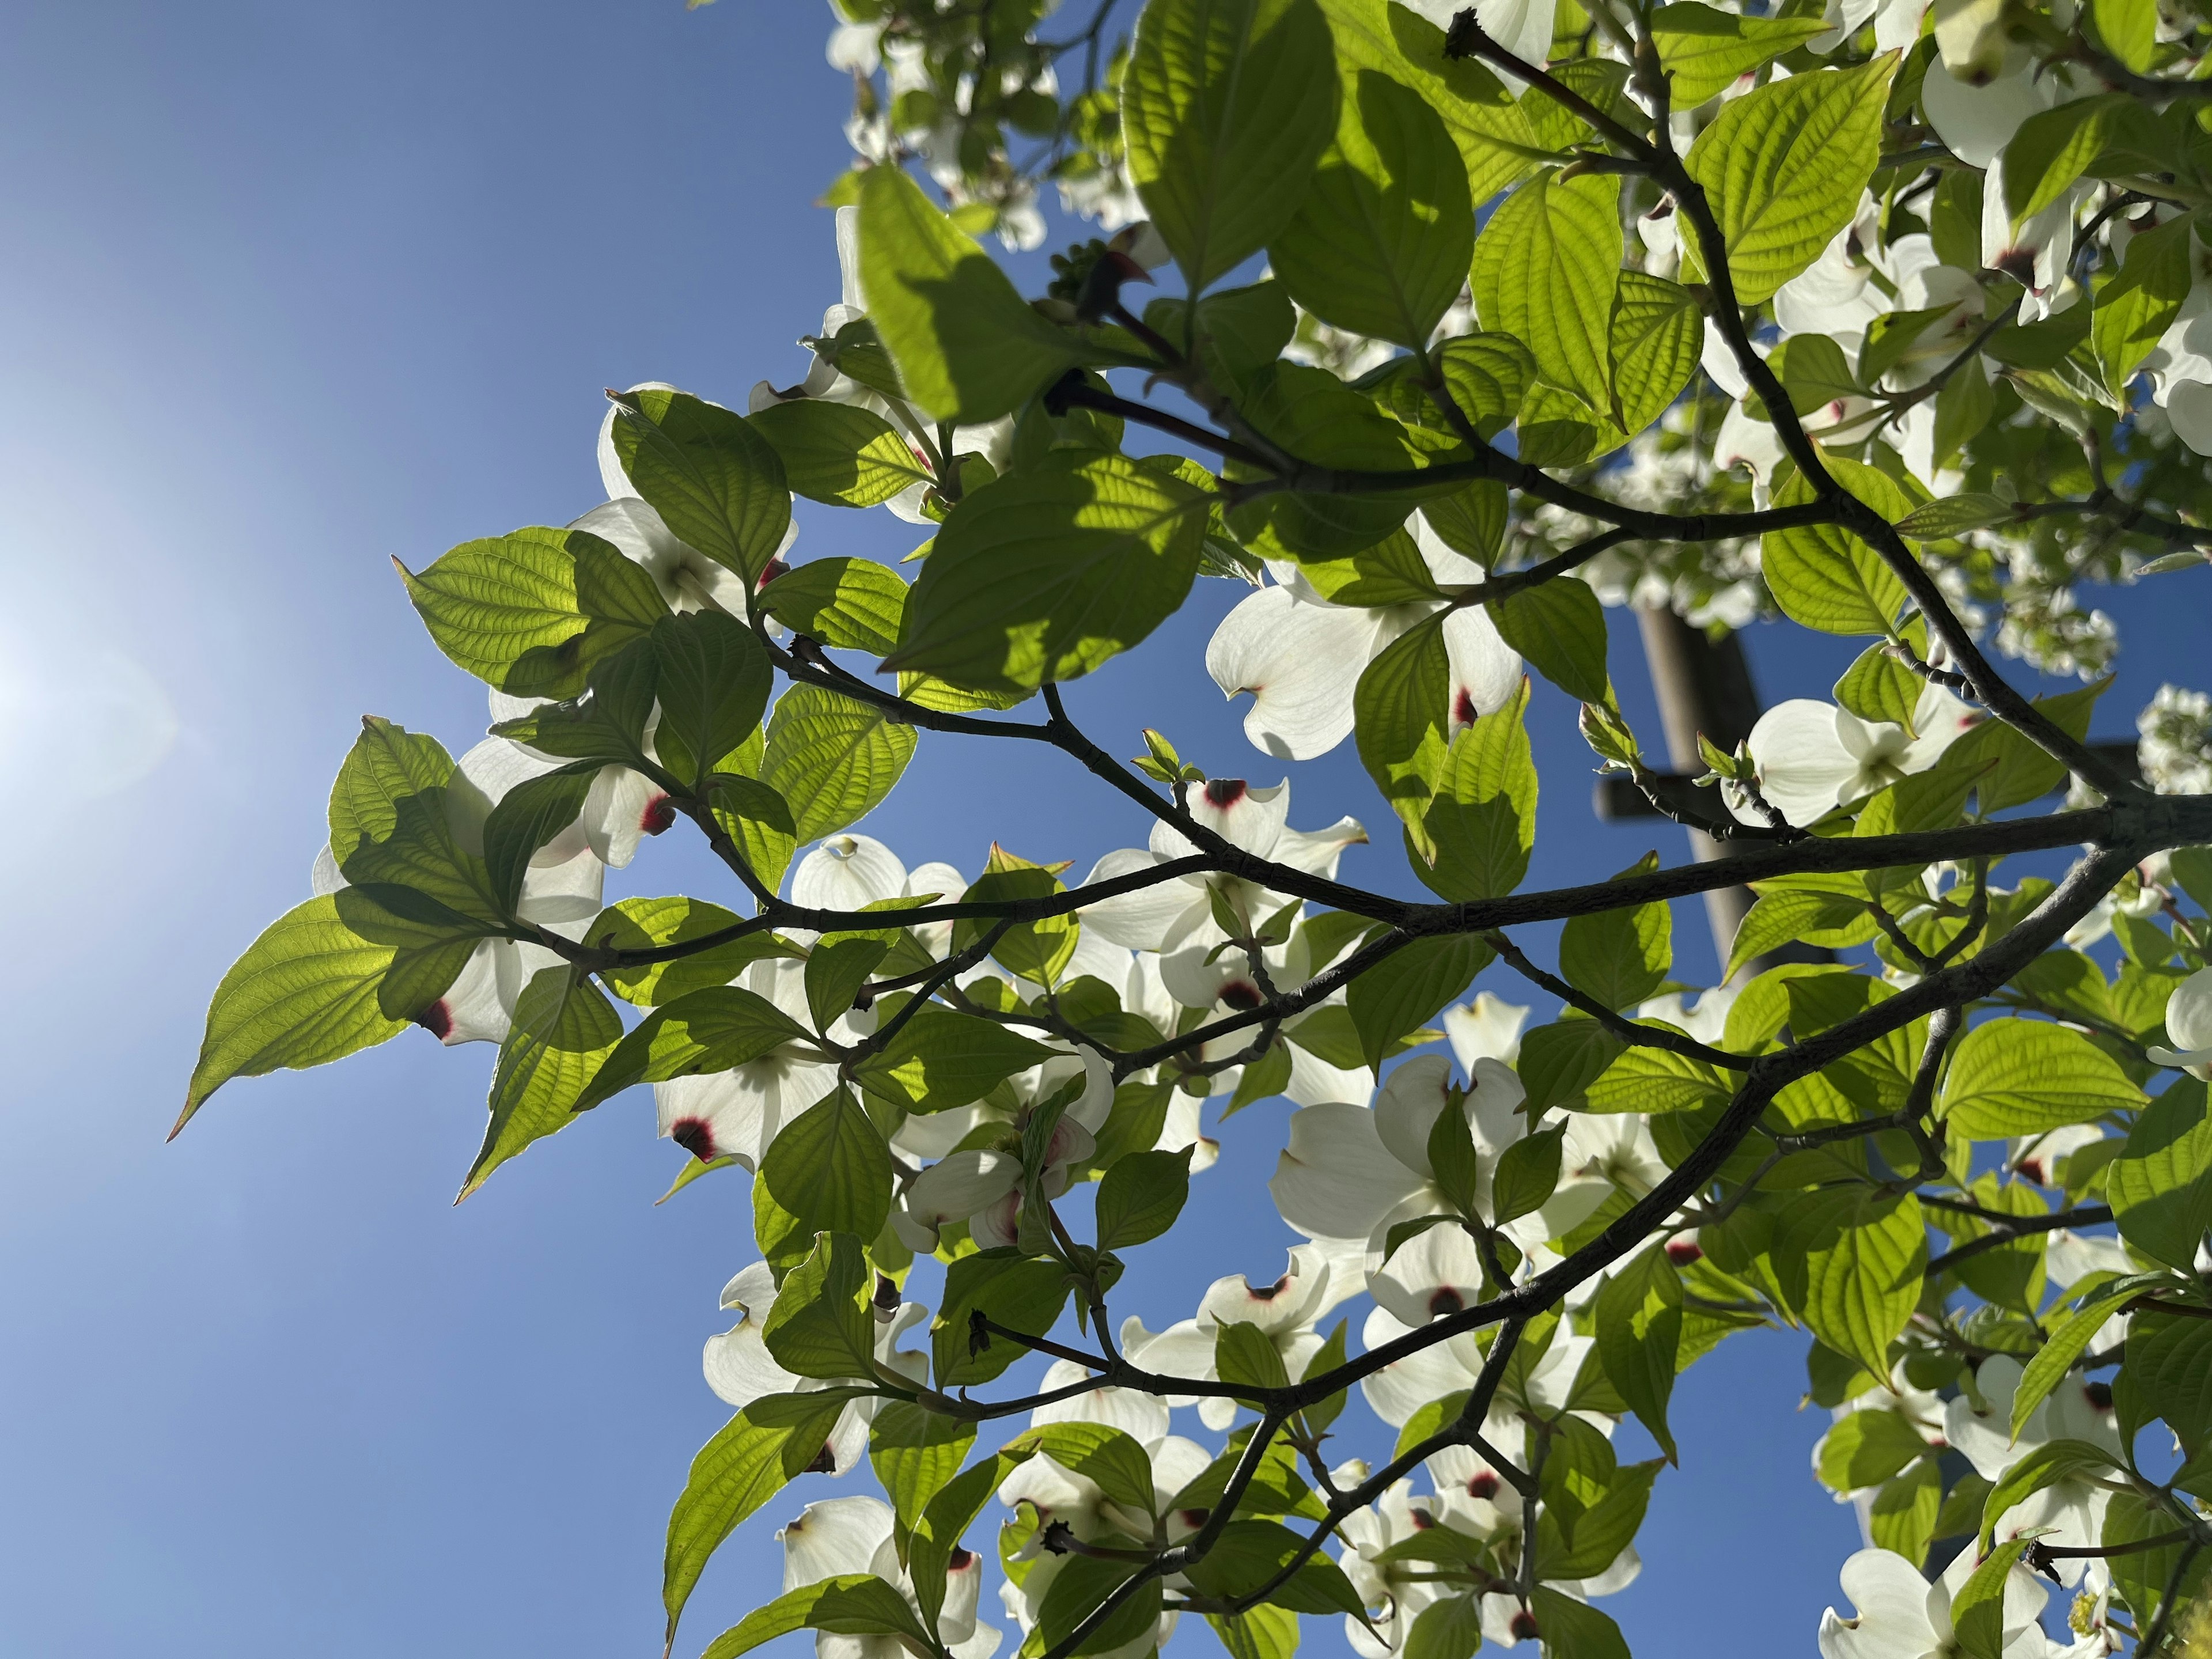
188 0 2212 1655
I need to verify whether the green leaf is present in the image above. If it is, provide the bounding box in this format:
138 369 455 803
1608 270 1701 435
2093 210 2194 396
1355 612 1457 854
461 965 624 1198
1940 675 2107 813
1488 576 1609 703
1293 526 1449 608
1011 1422 1160 1514
1520 1017 1623 1114
1931 354 1994 472
1347 933 1495 1071
855 166 1089 423
1597 1244 1684 1461
1584 1039 1733 1115
1528 1586 1631 1659
605 388 792 586
1770 332 1861 415
1559 853 1671 1010
854 1006 1058 1114
758 557 910 655
481 764 596 914
753 1088 896 1264
708 775 800 895
1124 0 1340 293
1951 1538 2033 1659
1760 460 1911 636
749 399 934 507
179 895 415 1131
2001 94 2139 228
327 717 454 861
1977 1438 2120 1552
596 896 796 1007
2091 0 2157 73
1038 1555 1163 1656
1488 1128 1563 1230
762 1230 878 1379
759 684 917 843
1469 171 1621 412
805 937 888 1033
664 1393 861 1650
1094 1146 1195 1250
1771 1187 1927 1378
1683 54 1899 304
1146 281 1298 393
396 526 666 699
910 1446 1037 1633
1869 1459 1941 1569
698 1573 930 1659
2012 1289 2130 1438
649 610 774 788
1216 1318 1292 1393
1894 493 2013 540
1316 0 1540 203
1415 677 1537 902
933 1249 1073 1386
1651 2 1834 108
2127 1306 2212 1458
1938 1018 2147 1139
1816 1407 1929 1492
2107 1081 2212 1270
1835 638 1925 733
1210 1605 1301 1659
1404 1592 1483 1659
1859 305 1963 391
573 983 810 1114
1183 1518 1369 1615
887 453 1209 692
1271 67 1474 349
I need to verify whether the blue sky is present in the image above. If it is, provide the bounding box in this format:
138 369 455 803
1 3 2205 1656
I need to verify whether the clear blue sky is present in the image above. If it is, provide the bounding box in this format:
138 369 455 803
0 4 2202 1656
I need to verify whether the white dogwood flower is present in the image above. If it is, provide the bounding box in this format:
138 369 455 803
2147 965 2212 1074
705 1264 930 1479
1205 526 1523 760
1819 1544 2051 1659
1271 1054 1613 1327
892 1050 1115 1252
779 1494 1003 1659
1078 779 1365 1007
1119 1244 1359 1429
1730 684 1978 827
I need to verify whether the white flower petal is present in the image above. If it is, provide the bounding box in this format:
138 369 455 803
1443 607 1525 726
793 833 911 911
1743 700 1863 825
1271 1103 1429 1242
1207 588 1387 760
780 1495 896 1589
1079 849 1201 951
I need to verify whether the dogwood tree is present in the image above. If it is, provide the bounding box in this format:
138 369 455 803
184 1 2212 1656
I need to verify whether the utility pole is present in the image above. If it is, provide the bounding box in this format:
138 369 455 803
1588 608 1822 979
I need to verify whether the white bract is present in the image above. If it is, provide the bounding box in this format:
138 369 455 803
779 1494 1003 1659
1271 1054 1613 1326
893 1050 1115 1251
1119 1244 1357 1429
1819 1544 2052 1659
1079 779 1365 1009
2147 964 2212 1074
1731 685 1978 827
705 1263 929 1478
1206 529 1524 761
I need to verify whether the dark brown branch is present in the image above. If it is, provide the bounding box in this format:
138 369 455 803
1484 929 1752 1070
